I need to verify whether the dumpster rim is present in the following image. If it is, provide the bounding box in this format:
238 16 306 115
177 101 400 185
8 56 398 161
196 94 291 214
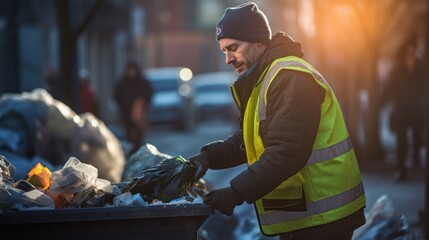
0 203 214 224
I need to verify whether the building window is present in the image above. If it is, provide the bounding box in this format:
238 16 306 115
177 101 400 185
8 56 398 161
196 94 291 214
195 0 223 28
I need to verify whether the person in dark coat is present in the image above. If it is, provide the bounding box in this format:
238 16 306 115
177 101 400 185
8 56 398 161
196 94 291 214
114 61 153 155
380 38 425 181
188 2 366 240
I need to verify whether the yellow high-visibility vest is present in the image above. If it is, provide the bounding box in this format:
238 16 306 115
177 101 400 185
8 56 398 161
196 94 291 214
231 56 366 236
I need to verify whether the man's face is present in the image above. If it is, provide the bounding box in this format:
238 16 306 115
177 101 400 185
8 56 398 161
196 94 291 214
219 38 265 75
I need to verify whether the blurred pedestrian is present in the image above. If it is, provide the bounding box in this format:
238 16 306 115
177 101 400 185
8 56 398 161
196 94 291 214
380 37 425 181
188 2 366 240
114 61 153 155
79 68 100 118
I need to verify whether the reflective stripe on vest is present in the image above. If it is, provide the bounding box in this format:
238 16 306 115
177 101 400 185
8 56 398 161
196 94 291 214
258 57 332 121
307 137 353 165
259 182 364 225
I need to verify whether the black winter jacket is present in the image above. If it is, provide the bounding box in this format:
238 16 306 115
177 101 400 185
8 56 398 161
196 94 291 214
201 32 365 239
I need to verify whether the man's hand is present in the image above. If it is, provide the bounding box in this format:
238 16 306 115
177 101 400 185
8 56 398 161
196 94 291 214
189 151 211 181
204 187 244 216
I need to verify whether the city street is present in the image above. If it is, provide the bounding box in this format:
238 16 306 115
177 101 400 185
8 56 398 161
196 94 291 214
1 1 428 239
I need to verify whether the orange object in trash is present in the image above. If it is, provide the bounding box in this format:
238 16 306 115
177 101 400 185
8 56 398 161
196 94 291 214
26 162 52 190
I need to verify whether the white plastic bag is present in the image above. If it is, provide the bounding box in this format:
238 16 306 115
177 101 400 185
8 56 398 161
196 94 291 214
49 157 99 195
353 194 412 240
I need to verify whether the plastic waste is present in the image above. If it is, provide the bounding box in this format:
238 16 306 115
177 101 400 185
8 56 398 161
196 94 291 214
121 143 171 182
125 156 200 203
0 154 15 183
47 157 115 208
0 183 55 210
82 192 112 208
70 184 96 208
0 150 57 184
12 179 36 192
0 89 125 182
48 157 99 195
26 162 52 190
353 194 413 240
0 156 54 211
107 191 149 207
0 148 207 212
72 113 125 183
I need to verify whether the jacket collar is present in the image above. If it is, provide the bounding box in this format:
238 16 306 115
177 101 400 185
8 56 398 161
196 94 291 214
232 32 304 106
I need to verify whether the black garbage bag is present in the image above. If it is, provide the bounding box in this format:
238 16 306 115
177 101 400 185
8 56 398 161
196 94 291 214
121 143 171 182
124 156 198 203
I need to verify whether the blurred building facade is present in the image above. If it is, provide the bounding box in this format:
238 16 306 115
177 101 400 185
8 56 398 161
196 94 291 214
0 0 287 123
0 0 426 151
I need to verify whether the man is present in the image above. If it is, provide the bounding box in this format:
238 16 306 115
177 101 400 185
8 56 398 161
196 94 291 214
380 38 425 181
189 2 366 239
114 61 153 155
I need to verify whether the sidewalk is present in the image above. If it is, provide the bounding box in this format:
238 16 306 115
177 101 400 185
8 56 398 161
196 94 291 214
359 158 426 239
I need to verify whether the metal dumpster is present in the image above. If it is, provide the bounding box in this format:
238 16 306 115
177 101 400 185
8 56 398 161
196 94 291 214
0 204 213 240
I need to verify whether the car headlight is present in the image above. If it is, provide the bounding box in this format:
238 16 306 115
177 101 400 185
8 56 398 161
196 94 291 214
179 68 193 82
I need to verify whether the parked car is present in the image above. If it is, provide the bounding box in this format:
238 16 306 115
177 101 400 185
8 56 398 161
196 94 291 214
192 71 239 122
145 67 194 130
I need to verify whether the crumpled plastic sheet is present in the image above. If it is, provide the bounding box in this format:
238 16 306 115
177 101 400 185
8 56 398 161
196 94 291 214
0 154 15 182
49 157 112 195
0 183 54 210
105 191 148 207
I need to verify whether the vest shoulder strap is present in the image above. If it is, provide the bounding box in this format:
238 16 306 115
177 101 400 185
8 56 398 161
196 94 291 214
258 56 332 121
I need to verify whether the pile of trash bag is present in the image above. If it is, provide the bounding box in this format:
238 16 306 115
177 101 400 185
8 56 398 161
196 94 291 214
0 153 207 212
0 89 125 182
125 156 201 203
120 143 207 203
352 195 414 240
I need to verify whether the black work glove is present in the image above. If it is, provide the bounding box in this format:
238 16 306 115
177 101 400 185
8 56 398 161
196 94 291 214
189 151 211 181
204 187 244 216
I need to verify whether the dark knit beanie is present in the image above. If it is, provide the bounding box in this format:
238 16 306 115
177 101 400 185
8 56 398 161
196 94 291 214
216 2 272 44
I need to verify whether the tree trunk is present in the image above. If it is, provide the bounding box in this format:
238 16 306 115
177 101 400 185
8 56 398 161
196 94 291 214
54 0 102 112
0 0 20 94
54 0 78 111
363 40 383 162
